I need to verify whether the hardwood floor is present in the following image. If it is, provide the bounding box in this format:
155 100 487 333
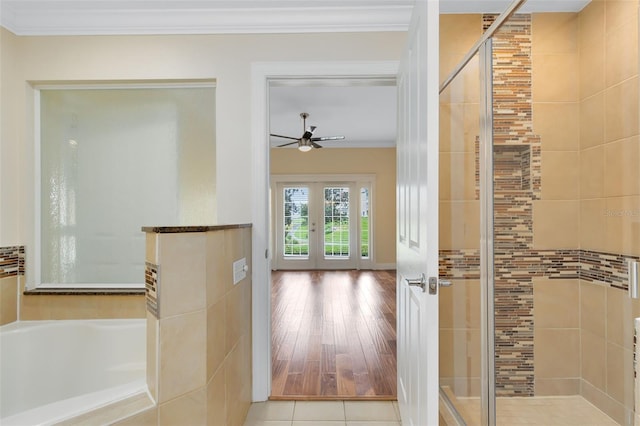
270 270 397 400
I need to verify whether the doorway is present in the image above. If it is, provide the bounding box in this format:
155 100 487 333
267 76 398 399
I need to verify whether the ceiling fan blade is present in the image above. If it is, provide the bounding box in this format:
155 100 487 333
276 141 300 147
310 136 345 141
270 133 300 141
311 142 323 149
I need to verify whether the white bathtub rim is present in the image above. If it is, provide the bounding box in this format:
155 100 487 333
0 379 148 426
0 318 145 332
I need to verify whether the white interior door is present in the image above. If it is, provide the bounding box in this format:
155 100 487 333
274 181 359 270
396 1 439 425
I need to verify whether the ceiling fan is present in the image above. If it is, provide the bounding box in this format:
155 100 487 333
270 112 345 152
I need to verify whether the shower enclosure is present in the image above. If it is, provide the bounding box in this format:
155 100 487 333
439 0 640 424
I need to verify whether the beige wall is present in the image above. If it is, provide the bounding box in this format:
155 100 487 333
270 147 396 266
577 1 639 423
578 0 640 257
0 29 405 253
0 29 21 246
532 13 581 250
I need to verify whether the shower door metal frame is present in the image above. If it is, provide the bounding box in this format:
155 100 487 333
438 1 528 425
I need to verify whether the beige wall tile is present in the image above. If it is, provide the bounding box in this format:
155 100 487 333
158 388 207 426
440 14 482 55
157 233 206 318
541 151 580 200
533 103 580 151
580 40 605 100
224 228 247 294
440 329 481 379
207 298 226 381
580 198 607 251
581 378 627 425
532 53 579 102
535 378 580 396
147 313 159 402
20 294 145 320
604 196 640 256
532 13 579 54
439 328 454 377
439 201 480 250
225 335 252 426
439 103 479 154
580 146 605 199
581 330 607 389
579 2 605 98
113 407 158 426
604 136 640 197
534 328 580 378
533 278 579 328
225 280 251 354
0 276 18 325
207 367 226 426
605 77 639 144
605 0 639 33
580 0 605 48
605 19 638 87
439 280 481 329
145 232 157 264
606 282 635 349
532 200 580 249
159 309 207 403
606 343 634 407
580 92 605 149
206 230 228 307
581 280 606 337
440 55 480 104
439 152 477 201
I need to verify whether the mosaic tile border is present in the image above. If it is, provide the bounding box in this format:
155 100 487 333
145 262 159 318
0 246 25 279
439 249 638 289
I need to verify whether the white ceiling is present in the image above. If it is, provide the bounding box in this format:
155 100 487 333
1 0 590 149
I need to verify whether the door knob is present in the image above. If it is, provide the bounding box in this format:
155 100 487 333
406 274 426 292
406 275 452 294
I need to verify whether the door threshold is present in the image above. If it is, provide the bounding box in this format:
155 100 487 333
269 396 397 402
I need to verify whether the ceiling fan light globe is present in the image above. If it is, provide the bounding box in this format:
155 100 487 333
298 145 312 152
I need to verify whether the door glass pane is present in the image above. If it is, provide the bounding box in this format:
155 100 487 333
360 187 370 259
283 187 309 258
438 42 482 424
324 186 350 258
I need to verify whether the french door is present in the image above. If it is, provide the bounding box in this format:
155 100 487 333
273 179 371 270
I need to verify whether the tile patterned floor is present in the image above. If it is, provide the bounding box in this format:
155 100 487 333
243 400 401 426
454 395 620 426
245 395 620 426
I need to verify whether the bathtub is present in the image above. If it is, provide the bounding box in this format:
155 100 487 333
0 319 147 425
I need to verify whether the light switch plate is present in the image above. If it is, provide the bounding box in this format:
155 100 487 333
233 257 247 285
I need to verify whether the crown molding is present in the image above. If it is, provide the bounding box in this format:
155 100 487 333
0 3 413 36
0 0 590 36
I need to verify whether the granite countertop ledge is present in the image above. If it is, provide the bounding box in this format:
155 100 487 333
141 223 252 233
24 288 145 296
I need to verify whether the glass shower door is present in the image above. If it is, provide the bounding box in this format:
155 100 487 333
438 20 483 423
